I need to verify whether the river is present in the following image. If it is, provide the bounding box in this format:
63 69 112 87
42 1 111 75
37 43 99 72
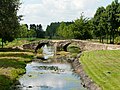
15 45 86 90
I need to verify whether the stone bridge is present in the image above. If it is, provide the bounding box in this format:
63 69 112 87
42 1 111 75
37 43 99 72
22 39 120 53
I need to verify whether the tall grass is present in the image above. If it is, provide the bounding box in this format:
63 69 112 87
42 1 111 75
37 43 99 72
0 49 34 90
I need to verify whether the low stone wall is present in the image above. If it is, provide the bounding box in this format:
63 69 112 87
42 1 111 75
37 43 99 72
73 40 120 51
23 43 38 50
71 53 101 90
85 43 120 51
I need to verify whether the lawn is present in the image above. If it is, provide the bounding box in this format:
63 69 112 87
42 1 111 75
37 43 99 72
0 50 34 90
80 50 120 90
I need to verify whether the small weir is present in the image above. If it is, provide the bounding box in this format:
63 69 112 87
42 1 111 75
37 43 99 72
15 45 86 90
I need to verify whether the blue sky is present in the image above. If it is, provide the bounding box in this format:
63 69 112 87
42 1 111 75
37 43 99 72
18 0 117 30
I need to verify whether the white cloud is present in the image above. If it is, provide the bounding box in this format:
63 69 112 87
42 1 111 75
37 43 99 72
18 0 112 30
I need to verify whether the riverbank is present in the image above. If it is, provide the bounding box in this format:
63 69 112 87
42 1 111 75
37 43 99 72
71 53 101 90
0 48 34 90
80 50 120 90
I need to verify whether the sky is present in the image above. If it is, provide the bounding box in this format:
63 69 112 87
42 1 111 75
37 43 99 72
18 0 116 30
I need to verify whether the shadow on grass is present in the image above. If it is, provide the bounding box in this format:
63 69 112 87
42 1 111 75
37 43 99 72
0 48 34 90
0 58 26 69
0 53 33 59
0 48 33 52
0 75 13 90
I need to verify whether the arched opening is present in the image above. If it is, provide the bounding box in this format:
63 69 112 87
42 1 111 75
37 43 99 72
35 42 49 53
63 42 71 51
64 42 81 53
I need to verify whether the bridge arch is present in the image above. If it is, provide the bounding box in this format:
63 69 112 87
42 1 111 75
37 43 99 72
63 42 71 51
35 42 49 53
62 42 82 52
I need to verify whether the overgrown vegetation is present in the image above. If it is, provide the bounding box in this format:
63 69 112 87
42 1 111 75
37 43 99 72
0 38 35 89
67 45 81 53
80 50 120 90
0 49 34 90
115 36 120 44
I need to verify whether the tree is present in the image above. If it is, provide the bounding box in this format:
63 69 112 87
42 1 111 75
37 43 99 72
57 23 74 39
91 0 120 44
98 9 108 43
0 0 21 48
46 22 73 39
28 29 36 38
72 15 92 39
93 7 106 42
30 24 45 38
106 1 120 43
36 24 45 38
56 14 92 40
30 24 36 30
18 24 28 38
46 22 60 39
57 22 66 38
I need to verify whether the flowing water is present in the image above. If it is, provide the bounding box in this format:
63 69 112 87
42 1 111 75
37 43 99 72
15 45 86 90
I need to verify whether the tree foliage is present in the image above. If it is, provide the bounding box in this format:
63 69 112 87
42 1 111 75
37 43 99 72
46 22 73 39
18 24 37 38
92 0 120 43
30 24 45 38
18 24 28 38
28 29 36 38
57 15 92 39
0 0 21 47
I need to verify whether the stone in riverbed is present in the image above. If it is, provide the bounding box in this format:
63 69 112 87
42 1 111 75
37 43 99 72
28 75 32 77
28 86 33 88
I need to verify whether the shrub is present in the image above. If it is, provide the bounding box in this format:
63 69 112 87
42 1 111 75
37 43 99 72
115 36 120 45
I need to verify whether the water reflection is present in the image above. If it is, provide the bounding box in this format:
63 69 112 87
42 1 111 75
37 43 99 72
17 62 85 90
42 45 54 59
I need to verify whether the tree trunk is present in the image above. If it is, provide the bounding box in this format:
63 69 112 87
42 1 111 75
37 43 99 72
112 29 115 44
106 34 109 44
1 38 4 48
99 36 102 43
102 36 104 43
110 31 112 44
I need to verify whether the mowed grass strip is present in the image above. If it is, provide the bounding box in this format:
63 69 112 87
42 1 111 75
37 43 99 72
80 50 120 90
0 50 34 90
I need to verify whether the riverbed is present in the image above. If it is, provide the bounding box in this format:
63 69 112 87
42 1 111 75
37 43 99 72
15 45 86 90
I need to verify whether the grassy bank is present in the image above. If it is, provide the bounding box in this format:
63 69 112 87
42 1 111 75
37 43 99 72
0 38 43 48
80 50 120 90
0 49 34 89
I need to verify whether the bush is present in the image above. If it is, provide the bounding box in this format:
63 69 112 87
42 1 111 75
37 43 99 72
115 36 120 45
67 45 81 53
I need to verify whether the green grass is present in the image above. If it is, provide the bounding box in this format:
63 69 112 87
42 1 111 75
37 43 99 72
0 49 34 90
5 39 30 48
0 38 44 48
80 50 120 90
